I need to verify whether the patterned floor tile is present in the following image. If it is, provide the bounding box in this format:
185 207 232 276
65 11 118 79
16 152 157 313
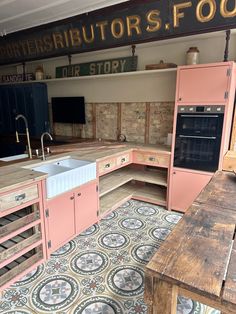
0 199 220 314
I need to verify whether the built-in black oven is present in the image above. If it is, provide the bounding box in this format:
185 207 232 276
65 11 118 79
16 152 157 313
174 105 224 172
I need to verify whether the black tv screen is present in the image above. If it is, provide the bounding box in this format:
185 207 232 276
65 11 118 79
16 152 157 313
51 97 85 124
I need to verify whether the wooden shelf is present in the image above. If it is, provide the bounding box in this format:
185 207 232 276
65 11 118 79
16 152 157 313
99 167 167 197
0 68 177 86
133 184 166 206
100 182 166 217
100 183 134 217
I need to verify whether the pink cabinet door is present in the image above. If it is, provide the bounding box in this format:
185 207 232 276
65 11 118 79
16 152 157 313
170 169 212 213
47 192 75 253
177 65 230 103
75 181 98 234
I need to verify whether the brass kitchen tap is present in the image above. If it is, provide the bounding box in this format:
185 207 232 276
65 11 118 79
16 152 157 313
15 114 32 159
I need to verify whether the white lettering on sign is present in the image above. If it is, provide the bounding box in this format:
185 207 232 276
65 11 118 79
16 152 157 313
89 59 127 75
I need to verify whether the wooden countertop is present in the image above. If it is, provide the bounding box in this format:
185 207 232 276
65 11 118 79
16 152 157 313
145 171 236 313
0 141 171 194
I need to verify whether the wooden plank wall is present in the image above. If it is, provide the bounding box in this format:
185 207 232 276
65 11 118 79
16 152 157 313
53 101 174 144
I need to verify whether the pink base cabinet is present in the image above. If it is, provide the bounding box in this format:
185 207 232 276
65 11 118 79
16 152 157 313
170 169 212 213
45 179 98 255
46 191 76 254
75 181 98 234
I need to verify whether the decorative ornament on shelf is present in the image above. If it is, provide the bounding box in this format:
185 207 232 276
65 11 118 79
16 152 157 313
186 47 200 65
35 65 44 80
145 60 177 70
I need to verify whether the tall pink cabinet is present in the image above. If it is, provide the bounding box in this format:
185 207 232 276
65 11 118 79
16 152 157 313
169 62 236 213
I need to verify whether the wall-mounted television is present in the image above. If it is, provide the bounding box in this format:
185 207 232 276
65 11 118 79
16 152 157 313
51 97 85 124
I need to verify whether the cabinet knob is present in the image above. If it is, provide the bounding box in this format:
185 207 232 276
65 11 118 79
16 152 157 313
173 171 176 175
77 193 81 196
178 97 182 101
70 196 74 200
149 157 156 162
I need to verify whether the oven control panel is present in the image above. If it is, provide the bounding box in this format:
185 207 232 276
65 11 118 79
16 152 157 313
178 105 225 114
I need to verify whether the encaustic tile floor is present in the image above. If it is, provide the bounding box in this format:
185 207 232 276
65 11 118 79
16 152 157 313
0 200 220 314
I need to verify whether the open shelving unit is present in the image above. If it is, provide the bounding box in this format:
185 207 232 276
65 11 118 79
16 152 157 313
99 165 168 217
0 68 177 85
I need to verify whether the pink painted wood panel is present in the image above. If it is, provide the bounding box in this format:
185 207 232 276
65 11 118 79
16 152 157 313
170 169 212 213
75 181 98 234
177 65 230 103
47 192 75 253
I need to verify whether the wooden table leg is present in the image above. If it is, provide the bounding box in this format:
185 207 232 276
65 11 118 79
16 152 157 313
152 279 178 314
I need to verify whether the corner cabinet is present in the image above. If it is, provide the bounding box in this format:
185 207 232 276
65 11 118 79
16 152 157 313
0 180 46 291
0 83 50 136
45 179 98 255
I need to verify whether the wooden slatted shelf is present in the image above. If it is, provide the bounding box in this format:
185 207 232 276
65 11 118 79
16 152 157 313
0 205 40 243
0 227 42 268
99 167 167 197
0 246 43 290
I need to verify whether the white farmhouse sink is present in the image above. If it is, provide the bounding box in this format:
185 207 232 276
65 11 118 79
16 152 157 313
29 158 96 198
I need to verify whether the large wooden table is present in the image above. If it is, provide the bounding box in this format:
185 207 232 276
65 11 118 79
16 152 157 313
145 171 236 314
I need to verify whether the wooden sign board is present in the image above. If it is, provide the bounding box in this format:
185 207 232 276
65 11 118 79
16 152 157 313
0 0 235 65
1 73 34 83
56 56 137 78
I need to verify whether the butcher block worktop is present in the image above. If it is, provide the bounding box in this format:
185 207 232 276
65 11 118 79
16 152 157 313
0 141 171 194
145 171 236 314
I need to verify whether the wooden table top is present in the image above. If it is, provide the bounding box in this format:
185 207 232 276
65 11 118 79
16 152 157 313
146 170 236 309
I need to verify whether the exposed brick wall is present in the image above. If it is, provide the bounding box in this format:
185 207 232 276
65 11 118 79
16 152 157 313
96 103 118 140
121 102 146 143
149 102 174 144
53 101 174 144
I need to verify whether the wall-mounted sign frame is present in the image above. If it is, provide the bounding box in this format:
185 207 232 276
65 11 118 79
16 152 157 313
0 0 235 66
55 56 138 78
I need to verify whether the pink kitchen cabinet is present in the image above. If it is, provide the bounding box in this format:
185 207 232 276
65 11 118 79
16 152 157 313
177 63 231 103
170 169 212 213
75 180 98 234
46 191 76 254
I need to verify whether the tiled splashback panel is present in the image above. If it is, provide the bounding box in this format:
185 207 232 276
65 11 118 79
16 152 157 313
53 102 174 144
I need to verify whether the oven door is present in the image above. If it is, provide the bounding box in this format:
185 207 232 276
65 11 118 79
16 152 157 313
174 112 224 172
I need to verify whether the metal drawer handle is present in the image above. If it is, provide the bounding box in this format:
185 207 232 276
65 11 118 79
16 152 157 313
149 157 156 161
105 163 110 168
15 193 26 201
